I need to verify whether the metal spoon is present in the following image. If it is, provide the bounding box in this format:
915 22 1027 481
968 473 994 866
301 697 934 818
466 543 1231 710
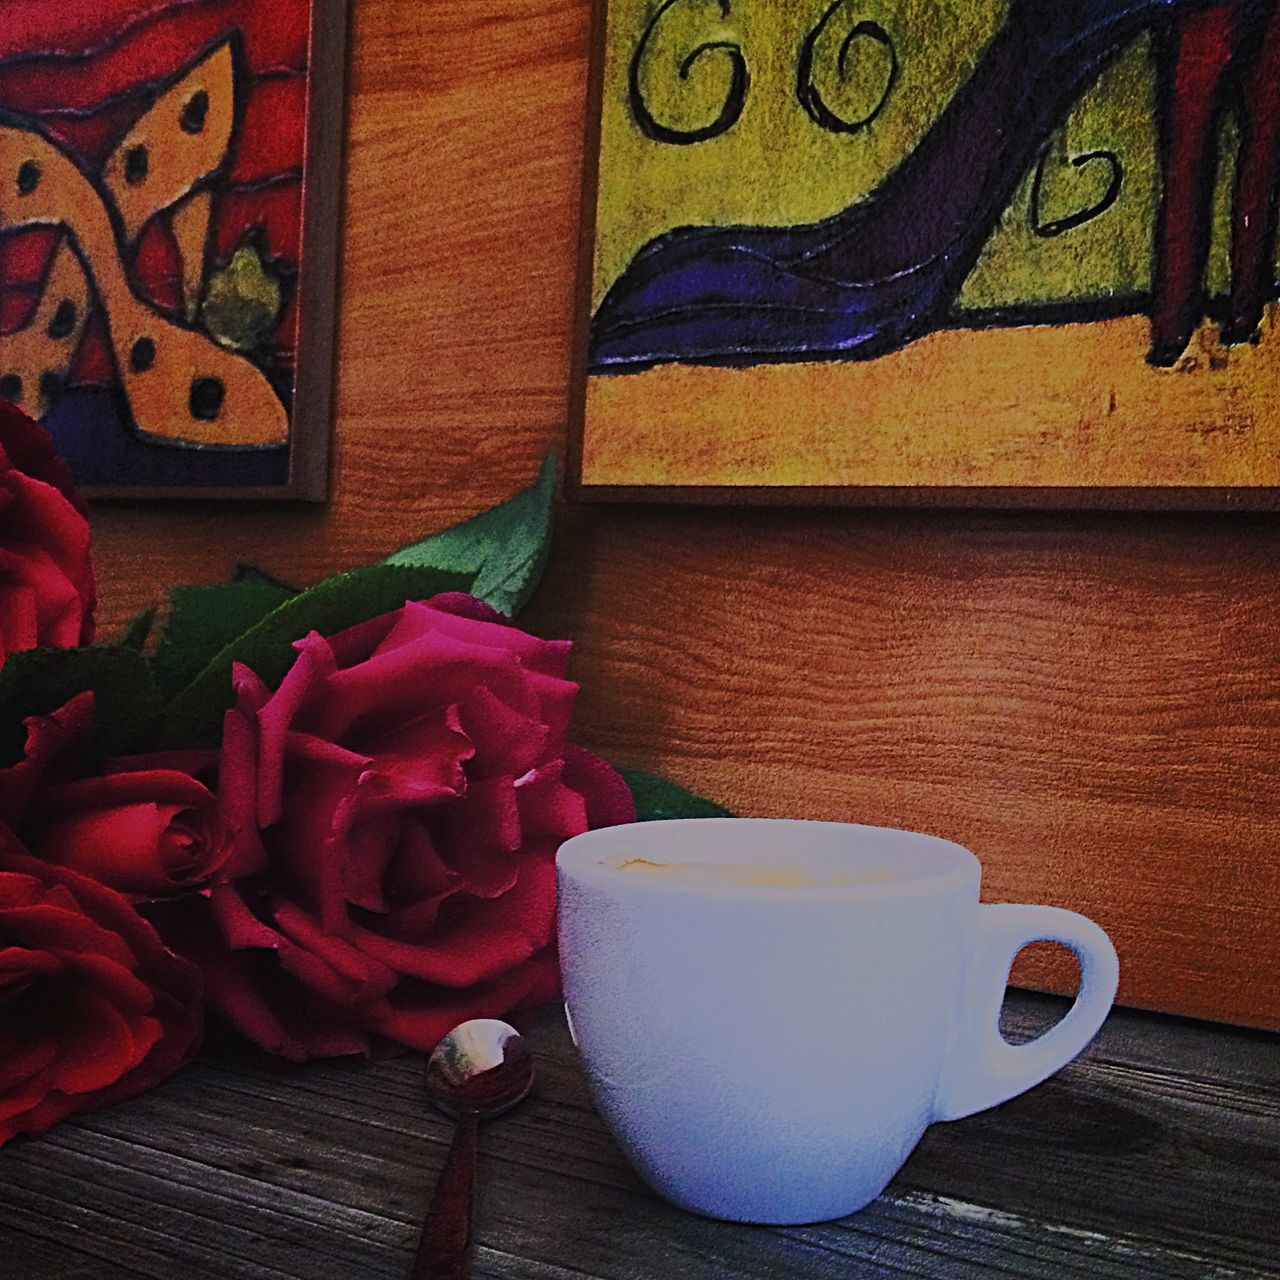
411 1019 534 1280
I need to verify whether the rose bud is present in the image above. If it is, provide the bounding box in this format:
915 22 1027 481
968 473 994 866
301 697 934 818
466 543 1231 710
27 769 232 898
0 692 231 899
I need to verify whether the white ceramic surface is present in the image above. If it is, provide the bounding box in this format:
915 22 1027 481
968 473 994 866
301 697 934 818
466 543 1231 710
556 818 1119 1225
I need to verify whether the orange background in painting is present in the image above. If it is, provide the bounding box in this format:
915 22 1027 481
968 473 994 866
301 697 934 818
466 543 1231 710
581 314 1280 490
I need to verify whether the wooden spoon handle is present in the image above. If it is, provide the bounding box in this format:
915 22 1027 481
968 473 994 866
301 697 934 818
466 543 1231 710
412 1113 479 1280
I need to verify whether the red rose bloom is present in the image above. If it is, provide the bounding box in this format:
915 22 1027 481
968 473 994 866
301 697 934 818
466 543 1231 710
0 833 202 1147
173 594 635 1060
0 693 232 899
0 402 95 665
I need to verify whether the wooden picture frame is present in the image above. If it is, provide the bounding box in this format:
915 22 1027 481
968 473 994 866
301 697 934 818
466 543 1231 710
570 0 1280 509
0 0 349 501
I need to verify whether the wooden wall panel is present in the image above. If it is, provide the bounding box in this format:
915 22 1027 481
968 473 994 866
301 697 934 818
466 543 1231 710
89 0 1280 1029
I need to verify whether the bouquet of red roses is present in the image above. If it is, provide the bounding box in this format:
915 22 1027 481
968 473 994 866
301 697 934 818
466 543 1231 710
0 402 722 1147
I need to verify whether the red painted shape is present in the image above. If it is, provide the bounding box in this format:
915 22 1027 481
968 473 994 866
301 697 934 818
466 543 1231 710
1149 4 1238 362
214 181 303 263
233 76 307 182
3 1 222 59
133 219 185 315
0 1 307 108
0 285 39 335
0 229 60 288
70 313 118 386
35 104 144 170
1228 0 1280 338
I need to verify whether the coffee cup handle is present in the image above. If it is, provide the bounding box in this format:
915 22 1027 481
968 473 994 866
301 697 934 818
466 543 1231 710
933 903 1119 1122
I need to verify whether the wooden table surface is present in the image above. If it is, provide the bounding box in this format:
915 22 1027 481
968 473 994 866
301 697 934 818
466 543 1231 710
2 993 1276 1280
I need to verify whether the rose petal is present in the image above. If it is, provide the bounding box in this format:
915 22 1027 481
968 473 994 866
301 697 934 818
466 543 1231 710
255 633 339 826
0 849 200 1146
336 812 399 913
424 595 573 679
313 602 569 741
0 585 37 655
206 953 370 1061
0 691 95 826
0 1036 59 1098
2 899 140 968
0 401 88 515
47 993 159 1096
561 746 638 829
218 697 269 880
105 750 220 779
0 946 61 984
0 1086 55 1130
430 776 523 898
204 885 395 1007
0 454 95 646
349 707 472 807
340 798 465 916
269 913 388 1007
2 544 84 646
271 902 397 996
31 801 229 897
35 771 214 812
363 945 561 1052
355 887 455 941
169 899 370 1062
324 611 399 668
457 684 550 780
271 739 365 929
515 762 590 842
383 818 457 902
205 883 286 951
64 953 159 1022
351 848 556 986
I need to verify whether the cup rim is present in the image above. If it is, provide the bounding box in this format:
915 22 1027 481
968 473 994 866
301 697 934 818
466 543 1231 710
556 817 980 901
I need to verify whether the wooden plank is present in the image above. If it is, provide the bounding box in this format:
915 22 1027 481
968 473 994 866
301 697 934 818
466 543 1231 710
0 1235 148 1280
80 0 1280 1027
0 997 1276 1280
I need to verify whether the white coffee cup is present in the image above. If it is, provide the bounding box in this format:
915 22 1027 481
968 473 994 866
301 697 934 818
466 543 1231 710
556 818 1119 1225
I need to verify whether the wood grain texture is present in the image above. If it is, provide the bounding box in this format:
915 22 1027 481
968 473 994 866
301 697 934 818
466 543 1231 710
87 0 1280 1026
0 996 1277 1279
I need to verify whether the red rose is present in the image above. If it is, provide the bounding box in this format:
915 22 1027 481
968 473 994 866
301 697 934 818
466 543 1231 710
0 692 232 898
0 402 95 665
171 594 635 1060
0 831 201 1147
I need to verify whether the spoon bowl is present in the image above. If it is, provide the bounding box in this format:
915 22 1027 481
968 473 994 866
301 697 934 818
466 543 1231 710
425 1019 534 1120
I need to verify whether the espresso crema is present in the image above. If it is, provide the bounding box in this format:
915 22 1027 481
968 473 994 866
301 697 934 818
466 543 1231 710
607 857 891 888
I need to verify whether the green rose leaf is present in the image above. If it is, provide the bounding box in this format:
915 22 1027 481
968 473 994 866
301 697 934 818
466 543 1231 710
0 647 164 768
152 565 296 701
384 452 556 617
618 769 732 821
115 608 156 652
158 563 472 749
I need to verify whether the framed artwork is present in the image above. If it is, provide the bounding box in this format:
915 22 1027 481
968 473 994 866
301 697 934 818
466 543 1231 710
0 0 347 499
570 0 1280 507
